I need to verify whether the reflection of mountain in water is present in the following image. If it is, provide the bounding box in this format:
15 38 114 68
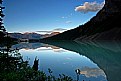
11 43 43 49
11 43 62 52
41 40 121 81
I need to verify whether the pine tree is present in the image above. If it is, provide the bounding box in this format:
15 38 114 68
0 0 6 38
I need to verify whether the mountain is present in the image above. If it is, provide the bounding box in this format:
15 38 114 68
8 32 42 39
8 32 60 40
42 32 60 38
42 0 121 40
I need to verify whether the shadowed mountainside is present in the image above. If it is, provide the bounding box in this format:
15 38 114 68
42 0 121 40
41 40 121 81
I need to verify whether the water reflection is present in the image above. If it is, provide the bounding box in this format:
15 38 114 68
75 67 106 81
10 41 121 81
80 66 106 78
41 40 121 81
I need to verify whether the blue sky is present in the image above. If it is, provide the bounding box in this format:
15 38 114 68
3 0 104 33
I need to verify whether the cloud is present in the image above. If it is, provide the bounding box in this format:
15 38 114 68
65 21 72 24
53 28 67 31
36 30 52 33
75 1 104 13
61 13 73 19
61 16 68 19
36 28 67 34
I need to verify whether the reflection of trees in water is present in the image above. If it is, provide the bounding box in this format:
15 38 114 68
41 40 121 81
0 46 75 81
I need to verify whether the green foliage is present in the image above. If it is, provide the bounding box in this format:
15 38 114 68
0 47 74 81
0 48 39 81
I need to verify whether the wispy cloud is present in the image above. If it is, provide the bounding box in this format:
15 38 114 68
53 28 67 31
61 16 68 19
61 13 73 19
36 28 67 34
65 21 72 24
36 31 52 33
75 1 104 13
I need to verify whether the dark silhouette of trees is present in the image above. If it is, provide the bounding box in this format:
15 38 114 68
0 0 6 39
32 57 39 71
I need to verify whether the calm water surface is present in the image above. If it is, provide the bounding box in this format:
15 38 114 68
11 41 121 81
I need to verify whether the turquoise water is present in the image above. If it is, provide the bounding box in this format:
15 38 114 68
11 41 121 81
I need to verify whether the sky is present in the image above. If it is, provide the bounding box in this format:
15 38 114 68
3 0 104 33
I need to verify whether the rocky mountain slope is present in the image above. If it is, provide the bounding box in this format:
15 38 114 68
42 0 121 40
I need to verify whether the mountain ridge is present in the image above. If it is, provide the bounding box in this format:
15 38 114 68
42 0 121 40
8 32 60 40
8 32 42 39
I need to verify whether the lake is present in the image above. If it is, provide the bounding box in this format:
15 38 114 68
11 40 121 81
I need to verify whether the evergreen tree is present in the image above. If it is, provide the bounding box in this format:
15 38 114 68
0 0 6 38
